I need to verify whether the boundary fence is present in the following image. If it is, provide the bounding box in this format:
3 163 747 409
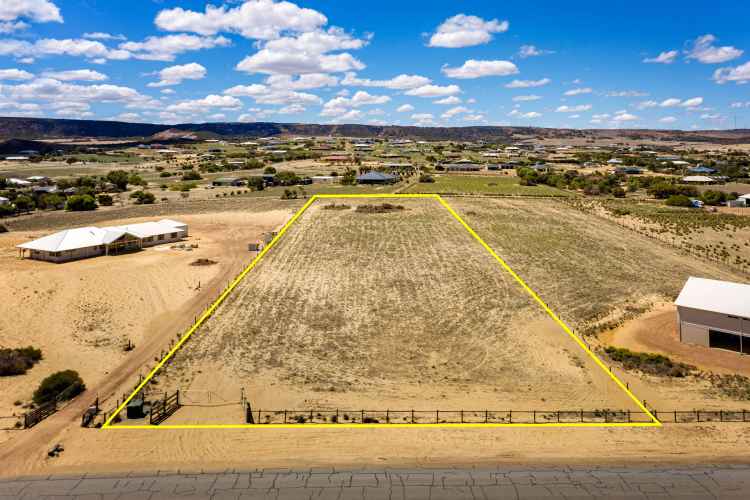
149 390 180 425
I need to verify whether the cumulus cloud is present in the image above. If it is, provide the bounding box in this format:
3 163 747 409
341 72 430 90
320 90 390 117
41 69 107 81
266 73 339 90
605 90 649 97
508 109 542 119
643 50 678 64
83 32 126 41
404 84 461 98
120 34 230 62
155 0 327 39
685 34 743 64
564 87 592 96
236 28 366 75
148 63 206 87
555 104 591 112
396 104 414 113
504 78 550 88
441 59 518 79
167 94 243 113
224 83 322 106
0 78 157 110
612 111 638 122
441 106 470 119
0 21 30 34
0 68 33 80
658 97 703 108
713 61 750 84
0 0 62 24
659 116 677 123
434 96 461 105
411 113 434 125
427 14 508 48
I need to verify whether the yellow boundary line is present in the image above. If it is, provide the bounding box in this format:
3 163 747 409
104 193 660 429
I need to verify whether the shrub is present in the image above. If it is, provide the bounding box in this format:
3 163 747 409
0 347 43 376
281 188 298 200
355 203 404 214
65 194 97 211
246 177 264 191
700 190 727 206
97 194 114 206
604 347 695 377
612 187 626 198
106 170 130 191
33 370 85 405
181 170 202 181
130 190 156 204
419 174 435 183
665 194 693 207
263 166 277 174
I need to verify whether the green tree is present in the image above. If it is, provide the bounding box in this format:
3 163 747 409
130 190 156 204
13 195 34 211
97 194 114 206
263 166 277 174
700 190 727 206
39 193 65 210
65 194 97 211
33 370 85 405
665 194 693 207
106 170 130 191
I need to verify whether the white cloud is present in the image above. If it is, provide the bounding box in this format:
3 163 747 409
660 98 681 107
167 94 243 113
462 114 485 122
0 78 157 109
555 104 591 112
411 113 434 125
605 90 649 97
83 32 126 41
0 0 62 24
681 97 704 108
41 69 108 81
512 94 541 102
320 90 389 117
713 61 750 84
120 34 230 62
427 14 508 48
441 106 470 118
434 96 461 105
236 28 366 75
643 50 678 64
113 112 142 122
0 38 127 62
518 45 553 58
161 88 175 95
508 109 541 119
441 59 518 79
207 113 226 121
612 112 638 122
563 87 592 96
341 72 430 90
0 68 33 80
155 0 327 39
659 97 703 108
148 62 206 87
659 116 677 123
396 104 414 113
0 21 29 34
730 101 750 109
266 73 339 90
505 78 550 88
404 84 461 98
278 104 306 114
224 83 322 107
635 100 658 110
685 34 743 64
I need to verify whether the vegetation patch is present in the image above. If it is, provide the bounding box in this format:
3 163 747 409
355 203 405 213
190 258 217 266
33 370 85 405
603 346 695 377
322 203 351 210
0 346 43 376
706 373 750 401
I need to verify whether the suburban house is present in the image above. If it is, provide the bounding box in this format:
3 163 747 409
442 163 482 172
675 277 749 353
17 219 188 263
356 171 398 184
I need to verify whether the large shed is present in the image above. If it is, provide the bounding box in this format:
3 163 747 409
675 277 750 353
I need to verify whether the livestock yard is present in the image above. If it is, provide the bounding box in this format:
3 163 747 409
1 135 750 477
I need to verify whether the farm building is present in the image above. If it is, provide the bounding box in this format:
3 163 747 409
310 175 335 184
356 171 398 184
675 277 750 353
17 219 188 263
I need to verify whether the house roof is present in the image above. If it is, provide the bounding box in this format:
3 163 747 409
357 171 396 181
675 277 750 319
18 219 186 252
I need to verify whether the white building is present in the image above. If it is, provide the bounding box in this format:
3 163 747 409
17 219 188 263
0 196 10 206
675 277 750 353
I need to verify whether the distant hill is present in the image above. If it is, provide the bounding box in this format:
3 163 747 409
1 116 749 144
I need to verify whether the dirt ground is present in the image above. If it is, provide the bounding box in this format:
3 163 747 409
0 208 292 442
2 195 750 477
152 198 637 424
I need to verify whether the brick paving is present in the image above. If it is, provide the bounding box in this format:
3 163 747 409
1 465 748 499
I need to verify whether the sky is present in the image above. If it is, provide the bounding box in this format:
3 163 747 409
0 0 749 130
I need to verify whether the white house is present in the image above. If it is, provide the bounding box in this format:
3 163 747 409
17 219 188 263
675 277 750 353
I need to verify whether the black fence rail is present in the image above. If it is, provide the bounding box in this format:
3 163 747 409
23 402 57 429
243 409 658 425
149 390 180 425
653 410 750 423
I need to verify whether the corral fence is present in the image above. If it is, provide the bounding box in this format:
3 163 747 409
652 409 750 423
22 383 83 429
150 390 180 425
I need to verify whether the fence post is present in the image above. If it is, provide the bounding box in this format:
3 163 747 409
509 410 512 424
386 409 389 424
436 410 439 424
361 410 364 423
460 410 463 424
533 410 536 424
411 409 414 424
485 410 488 424
283 410 287 424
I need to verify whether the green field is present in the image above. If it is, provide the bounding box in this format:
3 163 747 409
405 174 571 197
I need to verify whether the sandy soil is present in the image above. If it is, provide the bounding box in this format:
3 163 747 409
0 208 291 441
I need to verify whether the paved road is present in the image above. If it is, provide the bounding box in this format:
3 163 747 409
1 465 749 499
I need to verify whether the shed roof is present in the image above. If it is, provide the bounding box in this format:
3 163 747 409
675 277 750 319
357 171 396 181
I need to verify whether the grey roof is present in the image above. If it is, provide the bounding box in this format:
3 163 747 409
357 171 396 181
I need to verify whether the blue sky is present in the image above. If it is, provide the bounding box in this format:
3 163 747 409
1 0 749 130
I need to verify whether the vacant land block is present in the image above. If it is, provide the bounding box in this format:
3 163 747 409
135 197 643 426
405 175 570 197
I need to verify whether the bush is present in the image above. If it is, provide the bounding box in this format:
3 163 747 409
612 187 626 198
355 203 404 214
0 347 43 376
0 204 14 217
604 347 695 377
181 170 202 181
65 194 97 211
246 177 264 191
665 194 693 207
281 188 298 200
263 166 277 174
130 190 156 204
700 190 727 206
97 194 114 206
419 174 435 183
33 370 85 405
